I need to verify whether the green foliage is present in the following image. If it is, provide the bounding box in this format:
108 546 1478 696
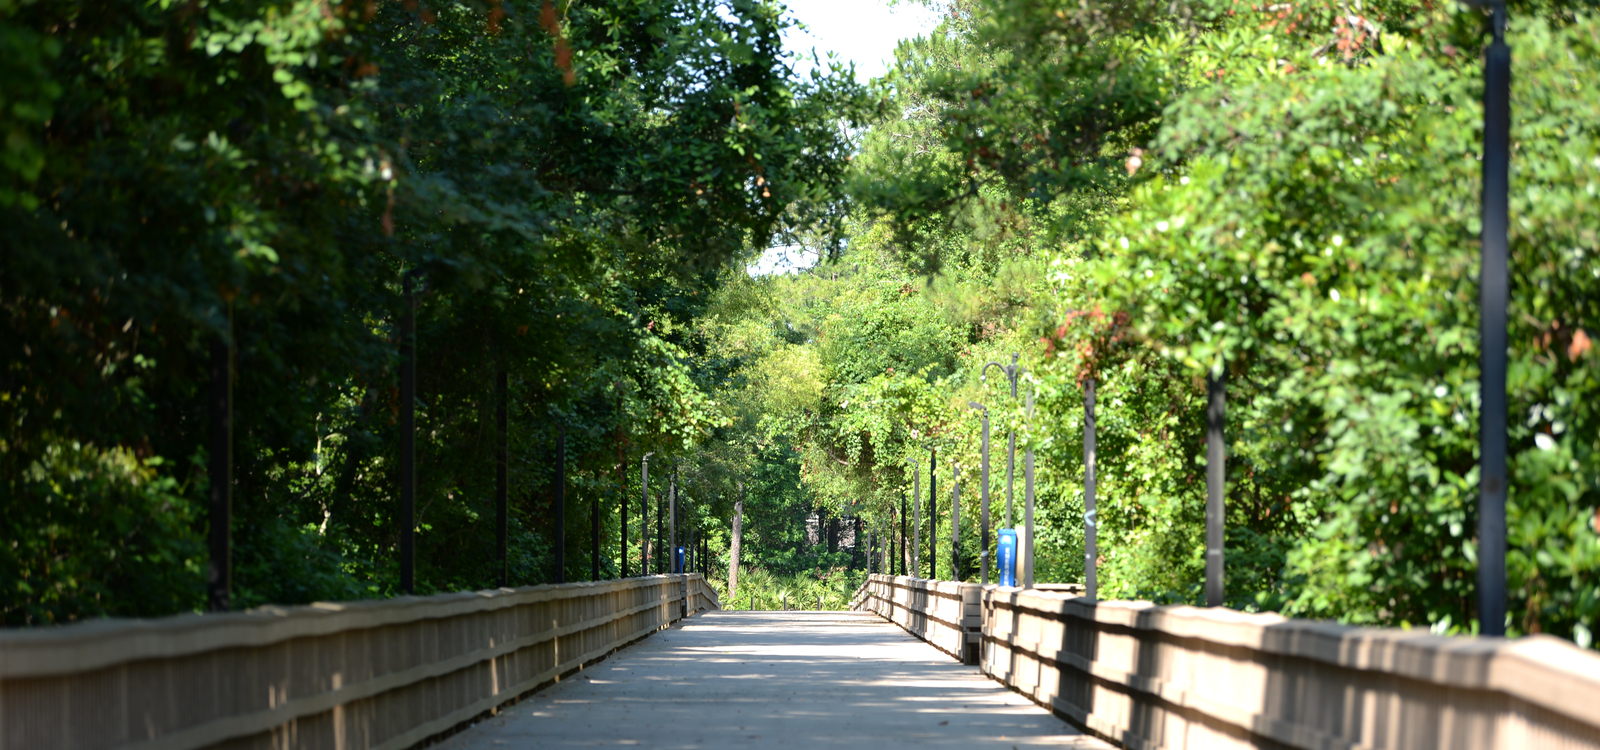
1 441 204 623
1 0 868 623
717 565 865 611
839 0 1600 648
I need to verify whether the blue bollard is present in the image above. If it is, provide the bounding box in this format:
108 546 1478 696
997 529 1018 587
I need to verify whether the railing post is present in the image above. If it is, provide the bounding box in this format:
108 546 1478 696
951 461 960 580
1205 369 1226 607
928 448 937 580
208 333 232 612
1477 1 1511 638
912 460 921 579
399 273 416 595
1084 378 1097 600
554 424 567 583
497 370 508 588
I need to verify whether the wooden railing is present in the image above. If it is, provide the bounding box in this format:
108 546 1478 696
854 575 980 664
1 574 717 750
854 574 1600 749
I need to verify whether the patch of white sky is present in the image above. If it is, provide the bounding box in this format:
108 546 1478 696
748 0 942 277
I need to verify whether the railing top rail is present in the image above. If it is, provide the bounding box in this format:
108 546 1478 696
982 584 1600 726
0 574 703 679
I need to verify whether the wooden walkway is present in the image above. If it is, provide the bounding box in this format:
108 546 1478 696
435 610 1111 749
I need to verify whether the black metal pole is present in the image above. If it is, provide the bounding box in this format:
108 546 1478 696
899 493 907 576
971 402 991 584
1478 1 1511 638
554 423 566 583
208 333 232 612
620 460 629 579
497 370 508 588
981 415 990 583
1023 390 1036 589
400 274 416 595
591 494 601 581
1085 378 1097 600
669 468 678 573
912 460 921 578
641 455 652 575
656 484 664 574
1006 430 1016 529
929 449 937 579
951 462 960 580
1205 369 1227 607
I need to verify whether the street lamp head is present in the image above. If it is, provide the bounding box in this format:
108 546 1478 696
968 400 986 414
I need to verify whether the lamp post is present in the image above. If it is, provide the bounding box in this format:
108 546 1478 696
1477 0 1511 638
969 401 991 584
982 354 1024 527
984 353 1033 587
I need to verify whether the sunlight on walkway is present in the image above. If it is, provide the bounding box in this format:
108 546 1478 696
436 611 1111 749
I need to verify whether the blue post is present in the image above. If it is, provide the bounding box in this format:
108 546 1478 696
997 529 1018 588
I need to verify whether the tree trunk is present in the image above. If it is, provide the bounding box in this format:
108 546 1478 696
729 483 744 599
827 514 839 554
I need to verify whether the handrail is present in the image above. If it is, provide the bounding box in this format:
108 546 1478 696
853 574 1600 749
0 574 716 750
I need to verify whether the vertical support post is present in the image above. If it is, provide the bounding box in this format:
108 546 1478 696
928 449 937 580
1478 2 1511 638
1084 378 1097 600
208 333 232 612
912 463 921 578
1006 430 1015 528
899 493 907 576
980 413 990 584
641 456 651 576
656 484 665 574
730 482 743 598
1023 444 1035 588
951 463 960 581
497 370 508 588
591 494 601 581
669 468 678 574
554 424 566 583
399 274 416 595
1205 369 1227 607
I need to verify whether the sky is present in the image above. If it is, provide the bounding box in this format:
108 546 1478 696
748 0 943 276
779 0 942 84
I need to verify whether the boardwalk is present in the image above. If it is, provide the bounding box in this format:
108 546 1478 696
436 610 1111 749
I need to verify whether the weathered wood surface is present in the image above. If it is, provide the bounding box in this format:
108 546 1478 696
854 573 1600 750
433 611 1110 749
1 574 719 750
